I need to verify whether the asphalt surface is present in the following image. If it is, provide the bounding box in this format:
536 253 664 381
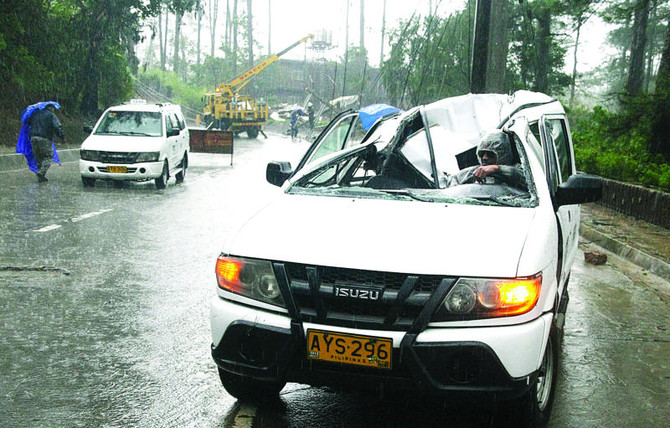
2 147 669 283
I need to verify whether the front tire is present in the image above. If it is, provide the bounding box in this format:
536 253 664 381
82 176 96 187
246 127 259 139
218 368 285 402
175 153 187 183
503 330 559 427
155 161 169 189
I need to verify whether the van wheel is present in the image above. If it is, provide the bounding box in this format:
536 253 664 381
246 127 259 139
176 153 187 183
82 177 96 187
155 161 169 189
502 330 559 427
217 368 285 402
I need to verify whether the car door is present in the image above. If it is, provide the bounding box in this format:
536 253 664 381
539 115 579 292
165 113 181 169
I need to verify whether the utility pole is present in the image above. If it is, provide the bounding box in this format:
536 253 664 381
380 0 386 65
471 0 492 93
267 0 271 55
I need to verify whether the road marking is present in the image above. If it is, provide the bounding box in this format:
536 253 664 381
34 224 62 233
71 209 113 223
33 209 114 232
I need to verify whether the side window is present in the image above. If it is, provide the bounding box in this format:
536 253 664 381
540 119 561 191
165 114 177 134
547 119 573 182
174 113 186 130
307 116 356 165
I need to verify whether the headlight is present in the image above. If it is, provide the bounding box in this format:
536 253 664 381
135 152 160 162
432 274 542 321
215 255 285 307
80 149 100 161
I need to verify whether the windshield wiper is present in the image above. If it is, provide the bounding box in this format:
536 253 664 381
118 131 152 136
468 195 522 207
375 189 437 202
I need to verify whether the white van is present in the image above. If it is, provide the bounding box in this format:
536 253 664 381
79 100 189 189
209 91 602 427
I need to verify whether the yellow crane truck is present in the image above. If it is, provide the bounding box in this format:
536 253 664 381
202 34 314 138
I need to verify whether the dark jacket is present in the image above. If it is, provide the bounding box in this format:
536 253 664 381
29 108 65 141
448 130 527 189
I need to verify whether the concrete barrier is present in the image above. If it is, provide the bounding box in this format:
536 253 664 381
597 178 670 230
0 149 80 173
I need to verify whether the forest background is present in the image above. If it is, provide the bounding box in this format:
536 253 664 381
1 0 669 190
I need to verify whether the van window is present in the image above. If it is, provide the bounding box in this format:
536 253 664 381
166 114 178 134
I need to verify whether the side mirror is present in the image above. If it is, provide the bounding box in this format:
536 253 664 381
266 161 293 187
83 125 93 134
556 174 603 207
168 128 180 137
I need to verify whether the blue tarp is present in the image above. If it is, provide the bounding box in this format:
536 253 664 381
15 101 61 173
358 103 403 131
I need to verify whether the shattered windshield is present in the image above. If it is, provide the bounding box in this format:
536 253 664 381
94 111 163 137
288 105 538 208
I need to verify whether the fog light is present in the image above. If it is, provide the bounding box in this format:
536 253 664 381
445 283 476 314
88 166 94 172
140 168 146 174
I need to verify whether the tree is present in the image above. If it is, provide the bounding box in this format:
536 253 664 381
626 0 651 96
649 15 670 157
247 0 253 67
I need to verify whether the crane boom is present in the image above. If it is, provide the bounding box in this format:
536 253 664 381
217 34 314 96
202 33 315 138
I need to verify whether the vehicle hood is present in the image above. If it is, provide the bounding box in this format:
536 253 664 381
225 194 538 278
81 134 164 152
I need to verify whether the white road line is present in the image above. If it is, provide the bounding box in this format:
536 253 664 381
33 209 114 232
71 209 113 223
34 224 62 233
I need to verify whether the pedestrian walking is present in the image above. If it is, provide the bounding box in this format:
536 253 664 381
16 101 66 182
289 108 307 139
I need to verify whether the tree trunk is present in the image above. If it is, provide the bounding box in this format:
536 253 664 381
380 0 386 65
209 0 219 58
534 5 551 93
471 0 492 94
197 2 202 65
360 0 365 52
162 10 169 71
648 16 670 157
485 0 507 94
625 0 651 96
233 0 238 74
569 20 582 107
267 0 271 55
247 0 253 67
173 12 182 73
159 11 165 70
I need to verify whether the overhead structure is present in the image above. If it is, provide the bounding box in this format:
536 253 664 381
202 34 314 138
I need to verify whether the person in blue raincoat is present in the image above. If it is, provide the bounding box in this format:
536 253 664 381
16 101 66 182
289 108 307 139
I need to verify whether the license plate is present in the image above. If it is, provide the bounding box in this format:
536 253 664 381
306 329 392 369
107 166 127 173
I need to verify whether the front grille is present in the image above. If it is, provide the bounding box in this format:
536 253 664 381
276 262 453 331
99 152 138 164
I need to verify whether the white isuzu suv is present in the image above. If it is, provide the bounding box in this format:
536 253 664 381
210 91 602 426
79 100 189 189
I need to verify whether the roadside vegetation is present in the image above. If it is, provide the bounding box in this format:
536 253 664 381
1 0 668 190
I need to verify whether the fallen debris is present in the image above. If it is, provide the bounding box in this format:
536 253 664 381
584 250 608 265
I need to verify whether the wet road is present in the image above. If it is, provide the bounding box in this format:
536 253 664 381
0 133 669 427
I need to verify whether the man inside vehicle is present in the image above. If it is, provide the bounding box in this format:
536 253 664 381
447 130 527 189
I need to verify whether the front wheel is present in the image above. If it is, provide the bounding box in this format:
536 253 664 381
81 176 96 187
175 153 187 183
246 127 259 139
155 161 169 189
502 330 559 427
218 368 285 402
